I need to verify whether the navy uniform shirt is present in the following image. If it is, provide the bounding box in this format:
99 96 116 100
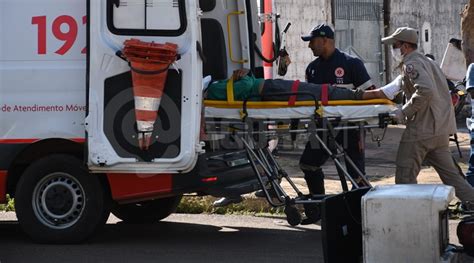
305 49 373 90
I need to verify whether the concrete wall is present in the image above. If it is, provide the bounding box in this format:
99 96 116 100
389 0 468 77
273 0 332 80
273 0 384 86
335 20 384 87
334 0 384 87
271 0 468 83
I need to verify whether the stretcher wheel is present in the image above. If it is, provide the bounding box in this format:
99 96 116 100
285 205 302 226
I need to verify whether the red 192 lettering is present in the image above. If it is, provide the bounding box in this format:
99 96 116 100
31 15 86 55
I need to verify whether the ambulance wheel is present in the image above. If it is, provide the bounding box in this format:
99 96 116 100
15 154 107 244
111 195 182 224
285 205 302 226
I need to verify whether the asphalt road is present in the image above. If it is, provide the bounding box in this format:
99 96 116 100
2 211 474 263
0 212 322 263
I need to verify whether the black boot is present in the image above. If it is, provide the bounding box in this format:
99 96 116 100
301 169 324 225
303 168 325 195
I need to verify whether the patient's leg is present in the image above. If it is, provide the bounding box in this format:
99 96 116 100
261 79 363 101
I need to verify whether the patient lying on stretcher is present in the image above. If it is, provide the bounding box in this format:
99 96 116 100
205 69 399 101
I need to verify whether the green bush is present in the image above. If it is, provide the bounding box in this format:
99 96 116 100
0 195 15 212
0 194 284 216
176 196 285 215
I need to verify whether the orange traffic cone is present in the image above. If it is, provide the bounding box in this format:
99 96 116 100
122 39 178 150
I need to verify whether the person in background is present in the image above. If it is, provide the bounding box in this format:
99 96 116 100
465 64 474 186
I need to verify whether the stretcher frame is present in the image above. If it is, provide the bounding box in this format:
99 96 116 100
204 92 395 225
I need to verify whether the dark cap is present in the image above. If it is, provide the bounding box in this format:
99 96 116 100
301 24 334 41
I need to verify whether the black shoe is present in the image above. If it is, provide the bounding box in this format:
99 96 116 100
255 189 280 198
301 203 321 225
212 196 244 207
255 189 266 198
301 216 320 225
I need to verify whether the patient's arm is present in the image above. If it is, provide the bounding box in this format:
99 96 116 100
362 75 402 100
232 69 251 81
362 89 388 100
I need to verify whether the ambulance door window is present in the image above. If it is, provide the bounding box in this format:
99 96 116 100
111 0 144 29
107 0 186 36
147 0 181 30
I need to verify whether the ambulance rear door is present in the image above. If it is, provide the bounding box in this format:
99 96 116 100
86 0 203 173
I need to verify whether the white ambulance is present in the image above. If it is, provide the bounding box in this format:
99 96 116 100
0 0 269 243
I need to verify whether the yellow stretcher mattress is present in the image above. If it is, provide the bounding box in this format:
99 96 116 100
204 99 397 123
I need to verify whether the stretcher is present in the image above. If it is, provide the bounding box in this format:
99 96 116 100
205 99 395 124
204 91 397 225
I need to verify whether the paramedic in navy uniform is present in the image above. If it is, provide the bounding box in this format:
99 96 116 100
299 24 375 224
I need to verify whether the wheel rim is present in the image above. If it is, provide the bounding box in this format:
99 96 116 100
32 172 86 229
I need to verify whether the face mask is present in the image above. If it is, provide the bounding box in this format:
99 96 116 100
391 47 403 63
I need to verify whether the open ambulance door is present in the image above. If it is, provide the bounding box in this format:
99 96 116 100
86 0 203 173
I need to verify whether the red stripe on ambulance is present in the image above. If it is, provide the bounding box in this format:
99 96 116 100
0 170 7 203
106 173 173 202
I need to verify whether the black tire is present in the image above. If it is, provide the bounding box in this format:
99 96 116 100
284 205 302 226
15 154 108 244
111 195 182 224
